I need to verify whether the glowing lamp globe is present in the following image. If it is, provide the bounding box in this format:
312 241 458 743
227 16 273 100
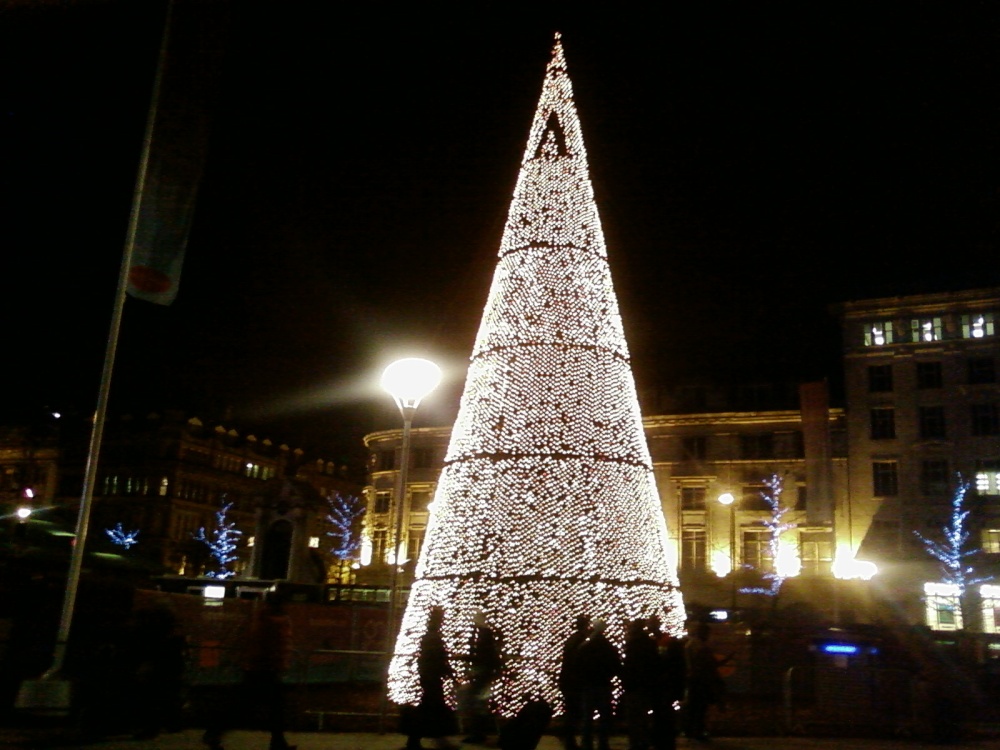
381 358 442 410
718 492 735 506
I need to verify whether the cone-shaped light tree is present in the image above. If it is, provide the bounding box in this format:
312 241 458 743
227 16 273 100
388 33 685 715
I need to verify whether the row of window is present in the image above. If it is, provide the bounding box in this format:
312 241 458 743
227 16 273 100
871 462 1000 497
863 312 995 347
367 527 426 565
870 403 1000 440
680 528 833 575
371 488 434 515
370 448 440 472
102 475 170 497
868 358 996 392
677 432 807 462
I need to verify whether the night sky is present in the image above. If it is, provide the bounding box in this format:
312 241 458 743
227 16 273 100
2 2 998 465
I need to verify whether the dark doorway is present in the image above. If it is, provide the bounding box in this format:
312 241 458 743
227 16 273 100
260 519 293 580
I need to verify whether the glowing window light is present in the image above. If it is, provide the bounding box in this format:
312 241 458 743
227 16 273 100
774 539 801 579
864 321 894 346
832 549 878 580
710 549 732 577
980 584 1000 634
360 536 373 566
924 582 964 630
387 33 684 718
203 585 226 599
308 536 320 549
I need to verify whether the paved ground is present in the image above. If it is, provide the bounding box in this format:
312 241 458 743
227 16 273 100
3 729 1000 750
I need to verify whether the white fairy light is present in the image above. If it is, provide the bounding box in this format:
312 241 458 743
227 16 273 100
387 33 684 717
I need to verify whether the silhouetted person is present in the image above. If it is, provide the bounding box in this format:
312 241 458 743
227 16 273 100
204 591 295 750
130 606 187 740
649 616 685 750
462 609 502 743
406 606 457 750
622 619 658 750
683 623 724 742
577 619 620 750
558 615 591 750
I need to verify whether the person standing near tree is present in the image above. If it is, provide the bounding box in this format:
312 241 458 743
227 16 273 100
462 609 502 744
558 614 591 750
683 622 725 743
576 619 620 750
406 606 458 750
622 619 658 750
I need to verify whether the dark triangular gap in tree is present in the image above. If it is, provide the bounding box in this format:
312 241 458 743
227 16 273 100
533 111 569 159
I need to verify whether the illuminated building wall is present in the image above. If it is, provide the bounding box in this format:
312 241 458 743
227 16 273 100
837 289 1000 579
387 34 684 714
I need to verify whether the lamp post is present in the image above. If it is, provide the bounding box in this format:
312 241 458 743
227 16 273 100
718 492 736 611
378 357 441 731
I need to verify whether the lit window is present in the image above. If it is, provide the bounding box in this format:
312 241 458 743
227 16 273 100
308 536 320 548
799 531 834 576
980 584 1000 634
982 530 1000 554
911 317 942 342
924 582 963 631
864 321 894 346
977 463 1000 495
159 477 169 496
962 313 995 339
682 527 707 572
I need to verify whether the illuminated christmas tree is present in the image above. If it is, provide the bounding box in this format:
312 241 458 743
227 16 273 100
388 33 684 715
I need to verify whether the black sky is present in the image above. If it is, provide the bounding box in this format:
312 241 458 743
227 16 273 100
2 2 998 464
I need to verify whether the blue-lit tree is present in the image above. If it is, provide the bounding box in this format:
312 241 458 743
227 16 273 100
915 476 990 626
105 522 140 549
325 493 365 583
740 473 798 598
192 500 242 579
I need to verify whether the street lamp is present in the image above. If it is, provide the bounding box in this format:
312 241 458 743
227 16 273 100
718 492 736 610
379 357 441 730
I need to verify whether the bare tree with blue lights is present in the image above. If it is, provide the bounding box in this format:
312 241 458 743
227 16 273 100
740 473 797 598
192 500 242 579
105 522 140 549
914 476 990 624
325 492 365 582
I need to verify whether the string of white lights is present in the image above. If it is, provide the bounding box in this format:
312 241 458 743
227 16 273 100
388 33 685 716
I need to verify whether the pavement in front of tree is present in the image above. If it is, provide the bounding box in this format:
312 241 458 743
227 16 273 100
3 729 1000 750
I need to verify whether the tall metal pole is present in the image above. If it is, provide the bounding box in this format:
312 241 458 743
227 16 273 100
44 0 175 682
378 405 416 733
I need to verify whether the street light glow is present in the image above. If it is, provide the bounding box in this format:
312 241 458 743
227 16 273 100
380 358 442 410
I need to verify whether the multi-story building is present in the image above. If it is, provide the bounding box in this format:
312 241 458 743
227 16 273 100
359 387 856 619
54 411 361 581
358 426 451 585
645 383 850 615
837 287 1000 628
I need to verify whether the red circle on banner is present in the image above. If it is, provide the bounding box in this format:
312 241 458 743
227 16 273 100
129 266 172 294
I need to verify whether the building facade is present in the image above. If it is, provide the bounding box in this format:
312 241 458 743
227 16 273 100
837 287 1000 628
360 392 855 620
55 412 361 581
